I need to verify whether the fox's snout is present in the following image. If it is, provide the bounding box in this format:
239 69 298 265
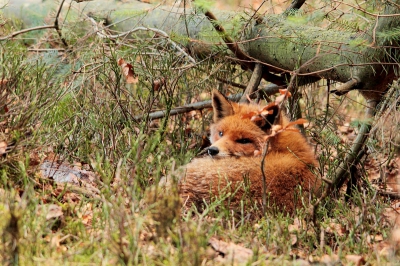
207 146 219 156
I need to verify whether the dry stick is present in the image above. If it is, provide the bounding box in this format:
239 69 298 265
239 63 263 103
330 78 359 96
260 74 298 215
86 17 196 64
378 190 400 199
0 0 67 46
215 77 247 89
286 0 306 11
260 141 270 215
133 86 282 121
0 25 55 41
54 0 68 48
203 10 285 86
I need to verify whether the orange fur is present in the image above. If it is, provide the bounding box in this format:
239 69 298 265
178 90 321 215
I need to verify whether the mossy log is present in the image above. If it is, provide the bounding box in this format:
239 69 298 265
3 0 399 100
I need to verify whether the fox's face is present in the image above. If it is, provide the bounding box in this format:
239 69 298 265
207 90 279 157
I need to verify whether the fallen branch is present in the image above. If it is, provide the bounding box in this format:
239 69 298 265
133 86 283 121
377 190 400 199
239 63 263 103
0 25 55 41
331 78 359 96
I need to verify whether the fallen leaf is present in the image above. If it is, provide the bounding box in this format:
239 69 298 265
284 119 308 129
279 89 292 97
153 78 165 91
118 58 138 84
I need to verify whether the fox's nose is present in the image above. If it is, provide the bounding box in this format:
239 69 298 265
207 146 219 156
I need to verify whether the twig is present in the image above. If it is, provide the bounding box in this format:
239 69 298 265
284 0 306 13
133 86 282 121
204 10 253 70
239 63 263 103
27 48 65 52
216 77 247 89
0 0 67 46
87 17 196 64
330 78 359 96
0 25 55 41
260 142 269 215
54 0 68 48
378 190 400 199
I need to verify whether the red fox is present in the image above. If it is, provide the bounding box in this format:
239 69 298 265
177 90 321 215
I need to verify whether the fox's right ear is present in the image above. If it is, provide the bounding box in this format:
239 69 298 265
212 90 234 122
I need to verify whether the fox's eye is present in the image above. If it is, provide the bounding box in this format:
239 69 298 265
236 138 252 144
219 131 223 137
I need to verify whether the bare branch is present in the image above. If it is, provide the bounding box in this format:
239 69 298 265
239 63 263 103
87 17 196 64
0 25 55 41
54 0 68 48
133 86 282 121
331 78 359 96
285 0 306 12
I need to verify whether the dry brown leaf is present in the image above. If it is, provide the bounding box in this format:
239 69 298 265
279 89 292 97
284 118 308 129
118 58 138 84
153 78 165 91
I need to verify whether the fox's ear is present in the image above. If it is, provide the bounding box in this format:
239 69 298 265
256 104 280 131
212 90 234 122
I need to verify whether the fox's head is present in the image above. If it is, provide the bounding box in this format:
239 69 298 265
207 90 280 157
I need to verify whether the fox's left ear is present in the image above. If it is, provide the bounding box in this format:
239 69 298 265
212 90 234 122
253 103 280 131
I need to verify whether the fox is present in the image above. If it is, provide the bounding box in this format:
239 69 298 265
177 89 322 215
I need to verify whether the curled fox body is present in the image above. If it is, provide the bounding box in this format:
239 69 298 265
178 90 321 214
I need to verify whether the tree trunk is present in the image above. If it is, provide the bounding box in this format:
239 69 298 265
3 0 399 100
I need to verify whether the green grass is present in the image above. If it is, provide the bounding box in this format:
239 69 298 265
1 3 400 265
